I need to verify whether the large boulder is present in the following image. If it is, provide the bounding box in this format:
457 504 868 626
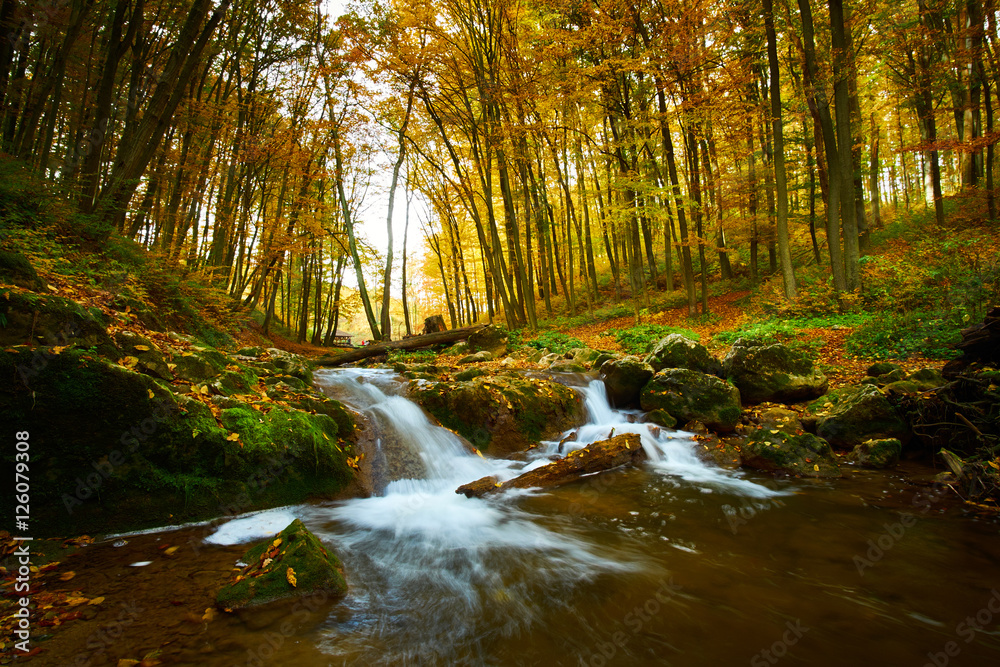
0 251 44 291
266 348 314 384
740 429 841 478
0 348 356 536
456 433 645 498
216 519 347 611
0 291 116 356
814 384 909 449
567 347 603 369
600 356 654 408
722 338 828 404
644 334 722 376
114 330 172 380
468 325 509 357
410 374 584 456
640 368 742 433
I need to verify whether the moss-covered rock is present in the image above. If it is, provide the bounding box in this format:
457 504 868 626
684 421 742 469
646 409 678 429
459 350 493 364
866 362 901 377
815 384 910 449
468 325 509 357
639 368 742 433
907 368 946 391
549 359 587 373
722 338 828 404
114 331 172 380
846 438 902 469
0 348 356 536
644 334 722 376
455 367 486 381
170 349 224 383
0 291 116 356
265 348 314 384
410 375 584 456
740 429 841 478
567 347 603 368
238 346 263 357
600 356 654 409
215 519 347 611
0 250 44 291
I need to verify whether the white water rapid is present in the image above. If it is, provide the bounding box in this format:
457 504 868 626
205 368 789 664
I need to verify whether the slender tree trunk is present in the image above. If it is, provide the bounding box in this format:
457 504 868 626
765 0 798 298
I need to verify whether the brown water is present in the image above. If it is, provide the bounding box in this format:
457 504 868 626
18 371 1000 667
21 465 1000 667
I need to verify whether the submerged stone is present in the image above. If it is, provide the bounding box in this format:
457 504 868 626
216 519 347 610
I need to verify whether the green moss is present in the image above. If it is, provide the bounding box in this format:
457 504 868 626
216 519 347 610
411 376 583 454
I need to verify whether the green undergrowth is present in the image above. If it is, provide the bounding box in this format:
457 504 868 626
0 157 239 347
613 324 699 355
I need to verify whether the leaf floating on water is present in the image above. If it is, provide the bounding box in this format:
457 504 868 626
201 607 216 622
163 546 180 556
58 571 76 581
88 596 105 605
286 567 297 588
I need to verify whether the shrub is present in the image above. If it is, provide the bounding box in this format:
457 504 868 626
522 331 585 354
845 310 962 360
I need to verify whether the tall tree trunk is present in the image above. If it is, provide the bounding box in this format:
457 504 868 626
765 0 798 298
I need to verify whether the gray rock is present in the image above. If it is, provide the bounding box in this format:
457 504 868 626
640 368 742 433
815 384 909 449
722 338 828 404
644 334 722 376
458 350 493 364
600 356 654 408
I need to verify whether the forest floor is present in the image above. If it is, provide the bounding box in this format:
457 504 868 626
559 288 944 390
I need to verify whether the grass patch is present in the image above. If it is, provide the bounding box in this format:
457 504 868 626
845 310 962 360
612 324 699 355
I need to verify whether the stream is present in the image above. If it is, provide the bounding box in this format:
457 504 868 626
26 368 1000 666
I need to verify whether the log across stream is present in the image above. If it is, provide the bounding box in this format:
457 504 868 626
25 368 1000 666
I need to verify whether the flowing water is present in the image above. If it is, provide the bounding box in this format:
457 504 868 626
26 369 1000 666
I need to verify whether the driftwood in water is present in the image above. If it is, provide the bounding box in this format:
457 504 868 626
313 325 484 366
456 433 645 498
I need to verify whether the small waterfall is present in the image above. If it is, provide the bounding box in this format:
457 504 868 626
537 379 786 499
206 368 786 664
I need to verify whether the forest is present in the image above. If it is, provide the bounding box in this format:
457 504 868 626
2 0 1000 665
0 0 995 342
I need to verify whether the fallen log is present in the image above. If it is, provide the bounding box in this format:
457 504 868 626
313 324 485 366
456 433 645 498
